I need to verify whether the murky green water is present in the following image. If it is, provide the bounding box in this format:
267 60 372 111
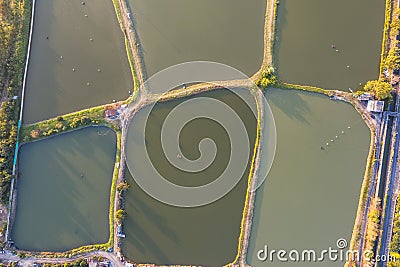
122 89 257 266
247 88 370 266
23 0 133 124
275 0 384 91
127 0 266 77
11 127 116 252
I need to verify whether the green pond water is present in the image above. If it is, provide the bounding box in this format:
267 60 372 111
13 0 376 262
275 0 384 91
247 88 370 267
11 127 116 252
23 0 133 124
122 89 257 266
127 0 266 77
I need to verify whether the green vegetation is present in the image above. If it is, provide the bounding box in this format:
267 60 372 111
116 180 130 193
20 105 116 143
380 0 393 76
0 0 31 204
115 209 127 223
389 252 400 266
256 67 277 89
390 195 400 253
364 197 381 261
0 100 18 203
275 81 334 95
390 9 400 38
384 46 400 71
363 79 393 100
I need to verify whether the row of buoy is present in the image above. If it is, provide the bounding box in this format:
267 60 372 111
46 36 93 42
321 126 351 150
71 68 101 72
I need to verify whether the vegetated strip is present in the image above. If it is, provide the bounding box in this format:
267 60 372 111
275 81 335 95
5 0 35 243
389 194 400 261
20 105 116 143
379 0 393 77
0 0 32 240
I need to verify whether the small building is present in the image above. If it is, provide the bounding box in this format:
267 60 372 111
367 100 384 113
358 92 372 101
105 109 119 119
117 224 126 238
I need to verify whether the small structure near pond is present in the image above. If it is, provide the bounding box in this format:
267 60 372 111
367 100 384 113
117 224 126 238
105 109 118 119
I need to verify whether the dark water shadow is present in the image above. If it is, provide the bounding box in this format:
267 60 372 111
266 88 312 124
13 127 116 251
127 181 180 245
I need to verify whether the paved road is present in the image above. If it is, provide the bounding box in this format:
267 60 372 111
357 113 383 267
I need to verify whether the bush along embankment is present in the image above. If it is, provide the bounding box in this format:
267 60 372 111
0 0 31 205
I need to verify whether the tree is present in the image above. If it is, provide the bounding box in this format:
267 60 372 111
384 46 400 70
391 17 400 36
116 181 130 192
115 209 127 223
364 79 393 100
256 66 277 89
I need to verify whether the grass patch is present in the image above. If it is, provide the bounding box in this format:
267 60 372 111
275 81 334 95
20 105 117 143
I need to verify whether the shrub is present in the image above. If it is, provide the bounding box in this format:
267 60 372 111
115 209 127 223
364 79 393 100
256 67 277 89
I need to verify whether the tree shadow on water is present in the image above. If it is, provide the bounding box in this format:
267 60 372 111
127 183 180 245
266 88 312 124
124 216 171 264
